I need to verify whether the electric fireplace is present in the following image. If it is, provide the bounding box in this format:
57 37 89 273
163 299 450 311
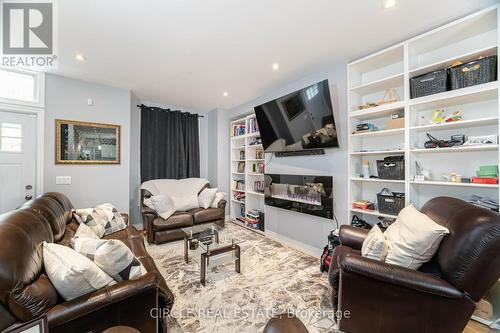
264 174 334 219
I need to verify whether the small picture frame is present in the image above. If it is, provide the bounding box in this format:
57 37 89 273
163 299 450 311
4 317 48 333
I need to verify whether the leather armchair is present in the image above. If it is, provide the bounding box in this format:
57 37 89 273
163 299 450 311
329 197 500 333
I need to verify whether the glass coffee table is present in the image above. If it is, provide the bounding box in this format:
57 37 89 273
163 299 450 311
181 223 242 286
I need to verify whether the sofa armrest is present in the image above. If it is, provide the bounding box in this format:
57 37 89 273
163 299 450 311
218 199 227 210
339 253 463 298
47 271 161 327
339 225 369 250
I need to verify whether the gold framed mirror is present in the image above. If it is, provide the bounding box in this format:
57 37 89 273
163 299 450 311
55 119 120 164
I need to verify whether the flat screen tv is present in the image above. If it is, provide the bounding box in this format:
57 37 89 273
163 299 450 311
254 79 339 153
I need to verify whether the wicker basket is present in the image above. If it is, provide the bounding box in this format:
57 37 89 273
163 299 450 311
377 157 405 180
450 55 497 90
410 69 448 99
377 192 405 215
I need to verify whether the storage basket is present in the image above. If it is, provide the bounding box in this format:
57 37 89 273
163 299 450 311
376 157 405 180
410 69 448 99
450 56 497 90
377 192 405 215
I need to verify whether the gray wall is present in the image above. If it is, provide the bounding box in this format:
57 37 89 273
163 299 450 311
44 74 131 213
220 62 348 254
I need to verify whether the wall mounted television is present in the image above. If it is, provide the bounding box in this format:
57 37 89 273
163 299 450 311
254 79 339 153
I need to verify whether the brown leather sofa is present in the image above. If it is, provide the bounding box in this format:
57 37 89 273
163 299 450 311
141 187 226 244
0 192 174 333
263 197 500 333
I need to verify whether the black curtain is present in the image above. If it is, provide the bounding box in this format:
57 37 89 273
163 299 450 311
140 105 200 182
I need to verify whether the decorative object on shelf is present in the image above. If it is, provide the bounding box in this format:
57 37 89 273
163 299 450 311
386 110 405 129
442 173 462 183
362 160 370 179
420 109 463 125
239 150 245 160
463 135 498 146
247 117 259 134
255 149 264 159
55 119 120 164
424 133 465 148
358 88 400 110
352 200 375 211
449 55 497 90
377 188 405 216
356 122 378 132
237 161 245 173
471 165 499 184
415 161 431 181
376 156 405 180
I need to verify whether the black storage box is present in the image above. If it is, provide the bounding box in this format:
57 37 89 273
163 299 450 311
377 192 405 216
410 69 448 99
450 55 497 90
376 156 405 180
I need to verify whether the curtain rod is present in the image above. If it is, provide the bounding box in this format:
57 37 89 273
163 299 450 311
137 104 204 118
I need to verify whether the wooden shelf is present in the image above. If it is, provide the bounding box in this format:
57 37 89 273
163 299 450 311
350 128 404 138
350 208 397 219
410 117 498 132
411 180 499 188
351 177 405 184
410 145 499 153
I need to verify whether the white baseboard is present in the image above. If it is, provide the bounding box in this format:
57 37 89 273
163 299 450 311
264 229 322 258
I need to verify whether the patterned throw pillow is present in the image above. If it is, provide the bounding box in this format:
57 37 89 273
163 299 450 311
74 203 127 238
72 237 147 282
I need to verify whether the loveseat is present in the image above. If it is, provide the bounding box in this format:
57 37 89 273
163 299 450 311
141 178 226 244
0 192 174 333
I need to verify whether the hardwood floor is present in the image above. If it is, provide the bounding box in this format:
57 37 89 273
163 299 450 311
464 320 496 333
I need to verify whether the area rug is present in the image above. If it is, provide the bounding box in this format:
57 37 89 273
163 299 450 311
145 222 338 333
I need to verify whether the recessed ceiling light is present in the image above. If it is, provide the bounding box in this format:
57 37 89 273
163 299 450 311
223 92 228 97
75 54 86 61
272 63 280 70
382 0 396 9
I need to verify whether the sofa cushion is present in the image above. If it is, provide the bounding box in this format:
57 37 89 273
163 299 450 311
361 225 389 261
190 208 224 224
74 204 127 238
384 204 449 270
211 192 226 208
152 212 192 230
73 238 147 282
198 188 217 209
42 242 115 301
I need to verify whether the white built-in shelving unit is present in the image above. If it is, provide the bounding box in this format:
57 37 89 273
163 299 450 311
229 113 266 234
347 5 500 235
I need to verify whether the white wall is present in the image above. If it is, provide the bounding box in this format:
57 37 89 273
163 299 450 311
221 62 348 254
44 74 131 213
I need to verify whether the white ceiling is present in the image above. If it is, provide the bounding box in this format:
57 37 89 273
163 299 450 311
52 0 498 110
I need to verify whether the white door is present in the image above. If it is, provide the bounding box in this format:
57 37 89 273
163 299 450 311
0 111 36 214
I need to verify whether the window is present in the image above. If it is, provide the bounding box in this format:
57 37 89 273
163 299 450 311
0 123 22 152
306 84 319 100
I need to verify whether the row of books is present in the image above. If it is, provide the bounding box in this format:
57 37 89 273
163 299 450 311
245 210 263 230
247 117 259 134
251 162 265 174
231 124 246 137
233 191 245 201
253 181 264 193
232 180 245 191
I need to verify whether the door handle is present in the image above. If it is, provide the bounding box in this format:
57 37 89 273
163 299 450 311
25 195 33 201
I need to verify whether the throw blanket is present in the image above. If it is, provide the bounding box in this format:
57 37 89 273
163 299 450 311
74 203 127 238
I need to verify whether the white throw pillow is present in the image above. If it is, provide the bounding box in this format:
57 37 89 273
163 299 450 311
74 203 127 238
361 225 389 261
384 204 449 270
71 223 99 247
151 194 176 219
73 238 147 282
211 192 226 208
143 197 154 209
43 242 115 301
198 188 218 209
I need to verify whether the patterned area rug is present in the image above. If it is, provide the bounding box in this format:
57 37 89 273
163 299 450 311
145 222 337 333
